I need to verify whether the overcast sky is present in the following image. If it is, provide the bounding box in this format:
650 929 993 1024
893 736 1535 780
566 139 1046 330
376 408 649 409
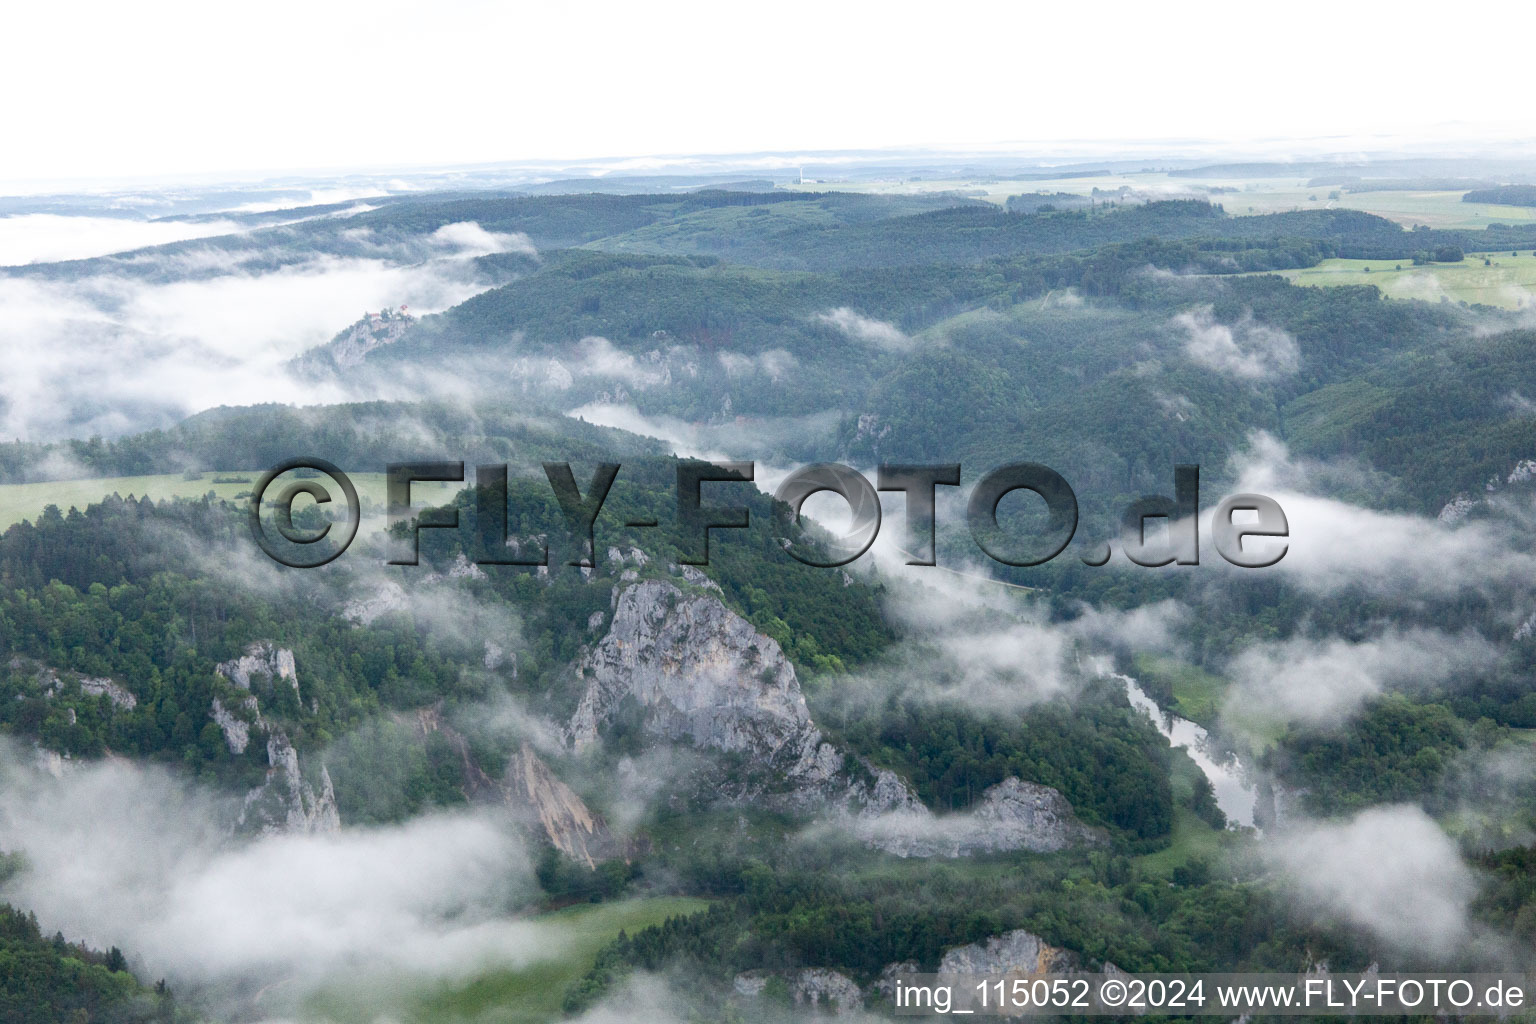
6 0 1535 189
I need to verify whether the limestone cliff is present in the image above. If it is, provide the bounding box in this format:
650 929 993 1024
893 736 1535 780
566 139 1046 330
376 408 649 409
237 731 340 835
210 642 339 835
408 707 621 866
853 777 1105 857
567 579 918 813
937 929 1077 976
216 641 299 696
292 308 414 374
505 742 621 868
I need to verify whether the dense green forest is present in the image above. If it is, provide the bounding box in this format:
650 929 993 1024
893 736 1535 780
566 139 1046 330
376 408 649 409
0 896 173 1024
4 183 1536 1021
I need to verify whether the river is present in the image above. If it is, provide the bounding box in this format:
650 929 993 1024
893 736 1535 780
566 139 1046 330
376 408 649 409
1112 672 1257 829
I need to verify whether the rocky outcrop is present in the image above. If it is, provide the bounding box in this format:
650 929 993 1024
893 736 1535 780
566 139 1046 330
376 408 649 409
1437 456 1536 525
238 731 340 835
294 308 414 373
77 676 137 710
217 641 299 696
564 578 1100 852
209 642 338 835
30 662 138 712
938 929 1076 977
567 580 918 813
342 582 409 626
505 742 622 868
409 707 621 865
210 695 260 754
853 777 1105 858
733 969 864 1014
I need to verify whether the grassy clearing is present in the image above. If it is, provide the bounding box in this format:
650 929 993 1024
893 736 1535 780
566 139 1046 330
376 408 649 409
305 897 710 1024
1135 804 1233 877
0 473 259 529
1130 655 1227 728
1275 251 1536 308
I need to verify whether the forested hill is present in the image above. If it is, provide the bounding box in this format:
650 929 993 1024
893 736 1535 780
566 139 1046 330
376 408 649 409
0 898 174 1024
19 187 1536 287
0 401 671 485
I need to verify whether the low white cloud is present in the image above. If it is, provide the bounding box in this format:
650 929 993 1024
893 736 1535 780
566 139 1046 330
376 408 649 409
1222 627 1498 731
0 214 245 266
1264 805 1477 956
838 570 1187 715
429 220 538 257
718 347 797 381
568 401 839 464
570 336 668 387
815 307 912 351
1174 305 1298 379
1219 433 1536 597
0 254 494 441
0 743 548 1004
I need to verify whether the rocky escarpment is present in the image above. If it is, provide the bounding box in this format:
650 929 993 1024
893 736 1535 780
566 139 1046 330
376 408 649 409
734 968 864 1014
736 930 1091 1012
567 579 919 814
937 929 1077 976
216 641 298 694
24 660 138 712
211 641 339 835
237 731 340 835
408 707 622 866
292 307 415 374
853 777 1106 857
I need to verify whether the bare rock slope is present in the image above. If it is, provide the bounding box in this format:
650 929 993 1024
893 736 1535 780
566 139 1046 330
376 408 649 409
568 579 918 813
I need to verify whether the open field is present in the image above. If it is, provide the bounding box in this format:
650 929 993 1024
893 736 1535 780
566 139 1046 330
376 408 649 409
782 172 1536 229
1131 655 1227 728
1135 804 1235 876
0 472 466 530
306 897 711 1024
1274 252 1536 308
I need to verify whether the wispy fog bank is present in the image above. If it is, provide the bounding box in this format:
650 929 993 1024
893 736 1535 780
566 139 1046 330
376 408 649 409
0 743 544 1006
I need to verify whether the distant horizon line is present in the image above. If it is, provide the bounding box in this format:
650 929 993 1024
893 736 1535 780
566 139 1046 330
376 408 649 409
5 129 1536 199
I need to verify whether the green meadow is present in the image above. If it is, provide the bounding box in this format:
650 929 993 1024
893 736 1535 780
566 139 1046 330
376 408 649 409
305 897 711 1024
1275 251 1536 308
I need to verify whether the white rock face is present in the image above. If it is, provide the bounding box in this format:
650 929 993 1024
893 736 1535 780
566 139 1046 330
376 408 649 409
216 641 299 696
238 731 340 835
208 641 339 834
938 929 1076 976
733 969 864 1014
304 309 414 370
342 581 409 625
504 742 621 868
1437 495 1477 524
78 676 137 710
209 696 260 754
407 709 618 865
853 777 1104 857
789 969 864 1014
567 580 918 812
32 663 138 712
